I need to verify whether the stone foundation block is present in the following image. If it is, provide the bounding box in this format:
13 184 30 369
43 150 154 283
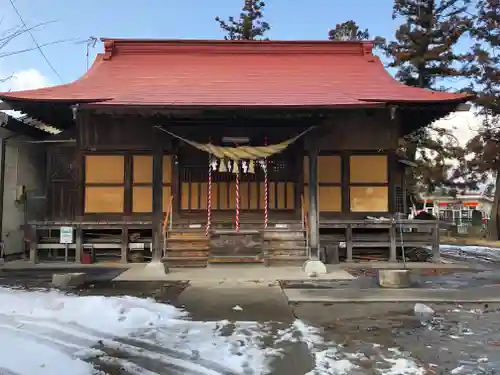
52 272 86 289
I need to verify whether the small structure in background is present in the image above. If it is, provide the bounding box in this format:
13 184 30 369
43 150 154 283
0 112 57 260
419 193 492 236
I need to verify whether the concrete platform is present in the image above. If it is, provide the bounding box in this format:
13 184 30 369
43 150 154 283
113 265 356 282
178 283 295 322
339 261 471 270
283 285 500 303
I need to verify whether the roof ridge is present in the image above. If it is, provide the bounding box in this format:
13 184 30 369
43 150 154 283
101 39 373 59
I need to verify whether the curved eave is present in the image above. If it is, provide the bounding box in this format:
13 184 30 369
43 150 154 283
360 94 475 104
0 96 111 103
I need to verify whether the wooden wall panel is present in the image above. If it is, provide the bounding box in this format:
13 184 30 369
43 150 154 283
304 186 342 212
229 182 237 209
191 183 200 209
350 155 387 183
250 182 259 209
286 182 294 209
240 182 249 210
81 114 173 151
317 111 399 151
211 183 219 209
277 182 286 209
319 186 342 212
85 155 124 183
181 183 189 210
85 187 124 213
132 186 153 213
269 182 276 209
219 182 229 209
199 182 208 210
318 156 341 183
304 156 341 183
163 155 172 184
350 186 388 212
179 181 294 210
133 155 153 183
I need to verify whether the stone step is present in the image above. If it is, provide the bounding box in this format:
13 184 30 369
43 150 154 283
163 256 208 268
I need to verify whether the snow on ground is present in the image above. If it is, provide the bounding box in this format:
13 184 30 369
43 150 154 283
440 244 500 262
0 287 426 375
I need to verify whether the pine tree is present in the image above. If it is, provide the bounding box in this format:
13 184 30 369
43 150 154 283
328 20 370 41
215 0 270 40
378 0 473 198
380 0 473 88
463 0 500 238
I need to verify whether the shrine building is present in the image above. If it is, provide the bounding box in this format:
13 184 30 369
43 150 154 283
0 39 473 267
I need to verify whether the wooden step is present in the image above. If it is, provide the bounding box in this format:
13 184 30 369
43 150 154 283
163 256 208 268
166 245 210 251
209 255 264 264
167 237 208 243
165 250 209 257
264 255 309 267
265 249 308 257
263 243 307 250
263 232 305 240
168 233 208 238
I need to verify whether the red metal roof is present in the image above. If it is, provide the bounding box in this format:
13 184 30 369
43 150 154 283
0 39 472 107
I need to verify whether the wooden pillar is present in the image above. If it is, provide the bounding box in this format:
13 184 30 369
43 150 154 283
75 226 82 263
307 145 319 259
345 224 353 262
432 221 440 261
389 223 397 262
29 225 37 264
388 151 397 214
121 226 129 264
152 150 163 262
123 154 133 217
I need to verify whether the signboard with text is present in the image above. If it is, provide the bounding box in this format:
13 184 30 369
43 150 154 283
59 227 73 244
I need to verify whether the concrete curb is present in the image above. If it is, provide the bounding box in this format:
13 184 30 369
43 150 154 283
283 287 500 304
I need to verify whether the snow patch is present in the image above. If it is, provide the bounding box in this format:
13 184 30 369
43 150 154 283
0 288 429 375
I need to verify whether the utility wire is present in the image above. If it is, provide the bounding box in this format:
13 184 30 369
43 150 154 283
8 0 63 83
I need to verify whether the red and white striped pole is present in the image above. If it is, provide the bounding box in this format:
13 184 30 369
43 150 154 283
206 156 212 236
235 161 240 232
264 136 268 229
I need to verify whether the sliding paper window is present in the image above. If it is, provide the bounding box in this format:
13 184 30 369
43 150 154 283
84 155 125 213
349 155 388 212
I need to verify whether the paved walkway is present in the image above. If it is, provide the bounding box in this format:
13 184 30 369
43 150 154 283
113 264 356 282
283 285 500 303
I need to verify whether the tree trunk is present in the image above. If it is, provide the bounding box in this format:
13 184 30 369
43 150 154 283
488 171 500 240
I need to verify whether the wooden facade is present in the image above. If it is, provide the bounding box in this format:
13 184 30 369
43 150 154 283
0 39 472 266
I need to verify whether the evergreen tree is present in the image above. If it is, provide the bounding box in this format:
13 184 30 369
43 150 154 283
378 0 473 198
328 20 370 41
215 0 270 40
463 0 500 238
